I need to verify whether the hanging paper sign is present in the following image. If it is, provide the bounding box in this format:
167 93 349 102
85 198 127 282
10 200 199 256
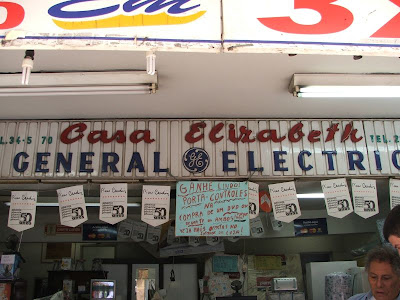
351 179 379 219
250 216 265 237
269 214 283 231
259 191 272 213
248 182 260 219
141 186 171 227
206 236 221 246
131 221 147 242
321 178 353 218
390 179 400 209
176 181 250 236
189 236 201 247
118 219 134 240
7 191 37 232
146 226 162 245
269 182 301 223
99 183 127 225
167 226 180 245
57 185 88 227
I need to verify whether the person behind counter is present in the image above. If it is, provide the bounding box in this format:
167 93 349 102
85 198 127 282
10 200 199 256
349 246 400 300
383 205 400 253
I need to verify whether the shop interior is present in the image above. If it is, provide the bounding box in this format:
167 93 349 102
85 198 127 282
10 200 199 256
0 179 390 300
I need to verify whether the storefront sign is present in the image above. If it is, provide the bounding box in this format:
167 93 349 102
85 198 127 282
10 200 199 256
351 179 379 219
390 179 400 209
175 181 250 236
248 182 259 219
0 0 221 52
82 223 117 241
224 0 400 56
57 185 88 227
132 221 147 242
1 119 400 180
321 178 353 218
141 185 170 227
1 1 400 56
99 183 128 225
269 181 301 223
294 218 328 236
7 191 36 232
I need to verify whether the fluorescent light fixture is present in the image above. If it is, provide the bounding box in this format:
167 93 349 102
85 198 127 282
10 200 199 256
289 74 400 98
4 202 140 207
296 193 325 199
0 71 157 96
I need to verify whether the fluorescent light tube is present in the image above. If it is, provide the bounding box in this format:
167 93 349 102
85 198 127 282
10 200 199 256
4 202 140 207
296 193 325 199
297 86 400 98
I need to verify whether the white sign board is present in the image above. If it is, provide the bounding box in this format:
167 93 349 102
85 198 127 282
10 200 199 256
99 183 128 225
0 255 15 265
248 182 260 219
390 179 400 209
269 181 301 223
321 178 353 218
57 185 88 227
351 179 379 219
7 191 37 232
223 0 400 56
141 185 171 227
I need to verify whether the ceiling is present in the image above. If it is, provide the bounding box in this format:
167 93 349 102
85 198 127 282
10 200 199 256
0 50 400 120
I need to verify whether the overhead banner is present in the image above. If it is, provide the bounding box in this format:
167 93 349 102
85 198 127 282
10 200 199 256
390 179 400 209
269 181 301 223
0 0 221 52
57 185 88 227
321 178 353 218
223 0 400 56
248 182 260 219
351 179 379 219
7 191 37 232
2 119 400 180
141 185 170 227
175 181 250 236
99 183 128 225
1 1 400 56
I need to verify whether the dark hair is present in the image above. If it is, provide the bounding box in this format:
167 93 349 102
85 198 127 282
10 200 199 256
365 246 400 277
383 205 400 241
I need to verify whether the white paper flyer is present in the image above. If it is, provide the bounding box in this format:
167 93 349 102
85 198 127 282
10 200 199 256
321 178 353 218
57 185 88 227
390 179 400 209
131 221 147 242
141 185 171 227
146 226 162 245
100 183 128 225
250 215 265 237
269 181 301 223
7 191 37 232
248 182 260 219
351 179 379 219
118 219 134 240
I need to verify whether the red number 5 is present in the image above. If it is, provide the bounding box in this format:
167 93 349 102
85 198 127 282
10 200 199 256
0 2 25 30
258 0 353 35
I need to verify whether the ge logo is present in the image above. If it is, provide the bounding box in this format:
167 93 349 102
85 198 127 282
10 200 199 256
182 148 210 173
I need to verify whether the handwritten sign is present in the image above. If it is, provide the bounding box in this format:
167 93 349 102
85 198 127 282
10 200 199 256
7 191 37 232
212 256 238 273
141 185 170 227
100 183 127 225
175 181 250 236
321 178 353 218
352 179 379 219
390 179 400 209
57 185 87 227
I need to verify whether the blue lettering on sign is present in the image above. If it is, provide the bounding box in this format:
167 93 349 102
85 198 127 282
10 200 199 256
183 148 210 173
48 0 200 19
